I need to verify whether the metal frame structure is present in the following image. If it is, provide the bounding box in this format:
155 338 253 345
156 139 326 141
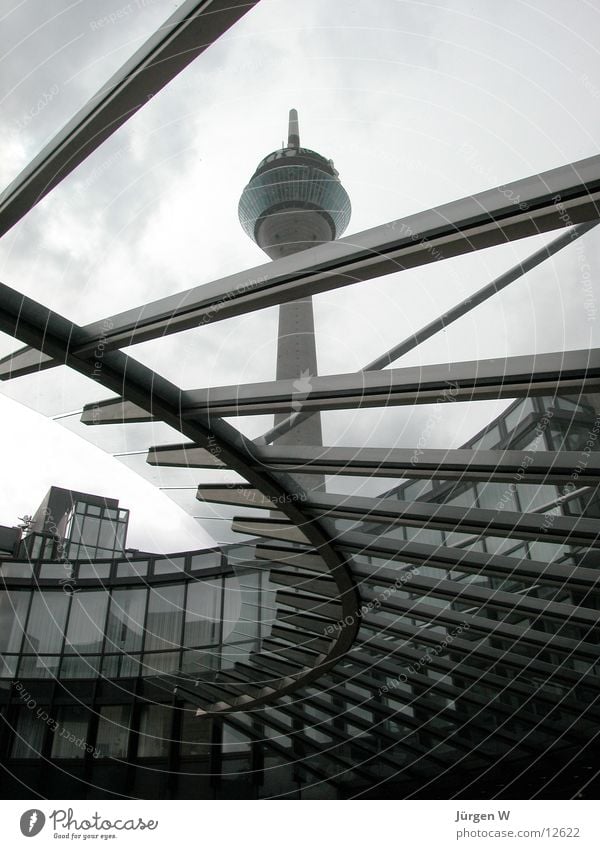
1 0 600 798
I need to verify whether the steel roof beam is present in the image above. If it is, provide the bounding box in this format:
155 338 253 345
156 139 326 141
0 0 259 239
178 347 600 417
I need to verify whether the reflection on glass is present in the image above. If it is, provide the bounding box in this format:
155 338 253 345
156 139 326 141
64 591 108 653
144 585 184 651
95 705 131 758
51 706 89 759
104 588 146 653
11 707 47 758
184 580 221 647
23 592 70 654
0 590 30 653
137 705 172 757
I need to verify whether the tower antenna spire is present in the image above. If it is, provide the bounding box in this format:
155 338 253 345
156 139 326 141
288 108 300 148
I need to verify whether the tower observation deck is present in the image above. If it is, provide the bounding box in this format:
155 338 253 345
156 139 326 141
238 110 351 481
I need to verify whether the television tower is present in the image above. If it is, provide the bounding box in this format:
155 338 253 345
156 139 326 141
238 110 351 487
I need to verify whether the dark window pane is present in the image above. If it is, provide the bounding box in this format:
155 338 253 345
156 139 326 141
95 705 131 758
180 706 212 758
51 706 89 759
137 705 172 757
11 707 47 758
141 652 180 676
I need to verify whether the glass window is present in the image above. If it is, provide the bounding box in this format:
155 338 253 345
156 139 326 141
141 652 180 676
476 482 517 512
516 484 557 512
181 648 220 676
11 707 47 758
0 589 30 653
0 562 34 577
60 656 101 678
180 707 212 758
78 562 111 579
51 706 89 759
0 655 18 677
95 705 131 758
144 585 184 651
23 591 69 654
190 552 220 570
137 704 172 757
97 519 118 552
184 580 221 647
80 516 101 548
116 561 147 578
222 577 242 642
104 588 147 653
153 557 186 575
39 564 71 579
18 655 61 678
64 591 108 654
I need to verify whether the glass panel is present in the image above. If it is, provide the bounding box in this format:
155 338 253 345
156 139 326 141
0 563 34 577
222 576 242 642
190 552 221 570
144 585 184 651
116 561 148 578
184 579 221 647
11 707 47 758
60 656 101 679
39 564 71 579
51 706 89 759
141 652 180 676
18 655 61 679
78 562 111 579
23 591 69 654
64 590 108 653
104 588 147 653
0 589 30 652
180 707 212 758
95 705 131 758
0 655 18 677
180 648 220 676
153 557 186 575
97 518 118 552
137 705 172 757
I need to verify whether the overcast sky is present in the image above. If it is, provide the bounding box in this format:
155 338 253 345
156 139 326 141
1 0 600 548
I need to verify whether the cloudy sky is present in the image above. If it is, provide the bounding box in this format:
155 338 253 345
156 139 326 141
1 0 599 548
